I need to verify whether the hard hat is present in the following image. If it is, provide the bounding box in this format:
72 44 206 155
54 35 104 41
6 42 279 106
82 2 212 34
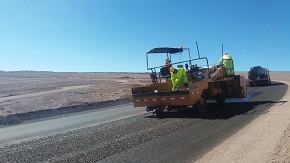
170 67 175 73
179 45 183 49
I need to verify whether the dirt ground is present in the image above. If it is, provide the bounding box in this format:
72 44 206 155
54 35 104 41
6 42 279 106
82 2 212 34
0 71 151 117
0 70 289 162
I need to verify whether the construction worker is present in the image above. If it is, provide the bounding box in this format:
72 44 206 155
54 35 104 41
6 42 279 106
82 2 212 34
170 66 188 91
163 59 171 72
219 52 234 76
165 59 171 66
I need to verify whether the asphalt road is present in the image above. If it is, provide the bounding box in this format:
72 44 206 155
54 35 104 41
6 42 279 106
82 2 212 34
0 81 287 163
0 105 146 146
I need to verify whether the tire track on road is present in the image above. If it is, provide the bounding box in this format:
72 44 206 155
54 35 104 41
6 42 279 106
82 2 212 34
0 84 97 102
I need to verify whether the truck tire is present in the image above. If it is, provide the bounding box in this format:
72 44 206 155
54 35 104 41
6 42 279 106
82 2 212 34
268 78 271 86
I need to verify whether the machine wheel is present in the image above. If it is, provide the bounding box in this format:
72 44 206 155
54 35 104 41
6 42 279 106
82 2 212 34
153 107 164 117
195 93 207 113
146 106 157 112
216 96 226 104
249 82 253 87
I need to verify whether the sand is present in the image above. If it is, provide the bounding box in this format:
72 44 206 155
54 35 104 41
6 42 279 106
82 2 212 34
0 71 150 116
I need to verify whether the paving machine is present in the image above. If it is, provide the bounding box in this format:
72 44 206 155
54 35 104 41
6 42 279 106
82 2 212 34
131 43 247 114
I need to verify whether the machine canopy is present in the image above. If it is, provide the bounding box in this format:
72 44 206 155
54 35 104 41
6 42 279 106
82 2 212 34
147 47 183 54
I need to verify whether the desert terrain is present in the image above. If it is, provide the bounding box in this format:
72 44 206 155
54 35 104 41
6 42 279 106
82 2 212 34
0 71 150 118
0 70 289 162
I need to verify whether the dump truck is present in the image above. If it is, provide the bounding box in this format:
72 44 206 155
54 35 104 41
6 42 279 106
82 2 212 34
131 44 247 115
248 66 271 87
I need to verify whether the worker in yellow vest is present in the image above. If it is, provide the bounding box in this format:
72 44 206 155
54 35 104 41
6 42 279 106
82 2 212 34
170 66 188 91
219 52 234 76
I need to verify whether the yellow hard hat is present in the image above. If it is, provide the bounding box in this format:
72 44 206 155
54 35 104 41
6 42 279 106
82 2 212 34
170 67 175 73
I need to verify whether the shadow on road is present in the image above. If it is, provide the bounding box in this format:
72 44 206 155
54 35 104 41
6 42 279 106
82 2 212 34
266 81 285 87
146 100 287 120
147 80 288 119
249 81 285 87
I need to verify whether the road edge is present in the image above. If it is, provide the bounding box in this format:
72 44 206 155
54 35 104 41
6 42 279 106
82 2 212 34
194 81 290 163
0 98 132 127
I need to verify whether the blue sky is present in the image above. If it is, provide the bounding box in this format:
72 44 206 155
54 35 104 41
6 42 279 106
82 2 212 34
0 0 289 72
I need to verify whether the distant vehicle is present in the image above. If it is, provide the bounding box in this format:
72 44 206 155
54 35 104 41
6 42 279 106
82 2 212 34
248 66 271 87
